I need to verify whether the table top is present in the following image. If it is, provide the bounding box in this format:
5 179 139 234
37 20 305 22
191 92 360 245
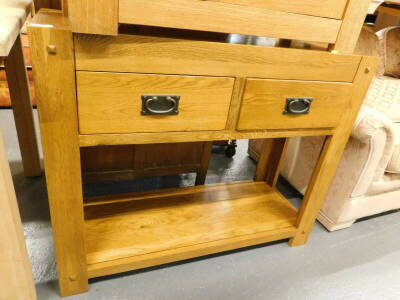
0 0 32 57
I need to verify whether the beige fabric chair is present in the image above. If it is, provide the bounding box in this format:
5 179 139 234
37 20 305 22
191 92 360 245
281 26 400 231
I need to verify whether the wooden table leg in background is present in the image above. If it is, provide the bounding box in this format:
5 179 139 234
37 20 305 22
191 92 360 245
4 36 41 177
195 141 213 185
0 128 36 300
254 138 288 187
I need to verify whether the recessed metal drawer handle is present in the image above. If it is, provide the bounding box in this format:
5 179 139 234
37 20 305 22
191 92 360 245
283 97 313 115
141 95 180 115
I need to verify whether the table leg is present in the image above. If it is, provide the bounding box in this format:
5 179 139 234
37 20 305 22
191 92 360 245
290 56 378 246
5 36 41 177
29 19 88 296
195 141 213 185
0 128 36 300
254 138 287 187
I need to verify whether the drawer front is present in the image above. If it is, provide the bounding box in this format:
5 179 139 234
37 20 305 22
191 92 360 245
204 0 348 19
118 0 342 44
237 79 352 131
77 72 234 134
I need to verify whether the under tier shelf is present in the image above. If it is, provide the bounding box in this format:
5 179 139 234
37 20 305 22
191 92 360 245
84 181 298 278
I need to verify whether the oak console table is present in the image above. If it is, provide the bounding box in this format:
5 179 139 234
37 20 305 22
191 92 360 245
29 0 377 296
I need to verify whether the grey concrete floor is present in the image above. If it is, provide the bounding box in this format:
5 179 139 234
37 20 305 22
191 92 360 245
2 109 400 300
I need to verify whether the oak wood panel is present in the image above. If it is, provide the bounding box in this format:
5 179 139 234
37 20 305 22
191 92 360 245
77 72 234 134
0 129 36 300
331 0 371 54
206 0 348 19
81 142 210 184
82 144 203 172
84 181 297 265
81 145 134 174
83 165 200 183
28 11 88 296
74 34 362 82
289 56 379 246
30 8 71 30
237 79 353 131
78 128 336 147
4 36 41 177
119 0 341 43
84 180 257 206
88 226 295 278
63 0 118 35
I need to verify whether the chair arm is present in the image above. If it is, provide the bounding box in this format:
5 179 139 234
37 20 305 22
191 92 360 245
350 105 396 196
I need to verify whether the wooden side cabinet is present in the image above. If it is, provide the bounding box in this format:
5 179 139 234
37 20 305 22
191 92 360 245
29 5 376 297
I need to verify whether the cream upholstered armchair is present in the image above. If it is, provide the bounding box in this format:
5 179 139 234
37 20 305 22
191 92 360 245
280 26 400 231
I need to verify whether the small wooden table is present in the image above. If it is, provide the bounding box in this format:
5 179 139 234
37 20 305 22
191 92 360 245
29 1 378 296
1 0 41 177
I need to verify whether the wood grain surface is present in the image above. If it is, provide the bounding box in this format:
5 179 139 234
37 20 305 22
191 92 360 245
77 72 234 134
79 128 335 147
84 181 297 266
237 79 353 130
205 0 348 19
0 129 36 300
331 0 371 54
119 0 341 43
74 33 361 82
63 0 118 35
28 10 89 295
289 56 379 246
4 37 41 176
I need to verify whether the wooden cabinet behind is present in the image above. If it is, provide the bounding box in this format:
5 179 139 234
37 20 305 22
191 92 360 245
81 142 212 185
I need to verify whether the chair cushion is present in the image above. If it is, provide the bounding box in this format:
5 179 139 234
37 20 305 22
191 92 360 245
387 122 400 173
0 0 32 57
364 76 400 122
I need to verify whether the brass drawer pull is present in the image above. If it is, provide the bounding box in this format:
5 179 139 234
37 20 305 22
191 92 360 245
141 95 180 115
283 97 313 115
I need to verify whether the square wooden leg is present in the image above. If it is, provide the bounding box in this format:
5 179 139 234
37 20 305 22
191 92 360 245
195 141 213 185
5 36 41 177
29 16 88 296
254 138 287 186
290 57 378 246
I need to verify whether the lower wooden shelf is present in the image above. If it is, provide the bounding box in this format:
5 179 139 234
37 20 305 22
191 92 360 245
84 181 298 278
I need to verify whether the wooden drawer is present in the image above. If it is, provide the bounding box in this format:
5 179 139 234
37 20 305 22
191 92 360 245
118 0 346 43
237 79 352 131
77 72 234 134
